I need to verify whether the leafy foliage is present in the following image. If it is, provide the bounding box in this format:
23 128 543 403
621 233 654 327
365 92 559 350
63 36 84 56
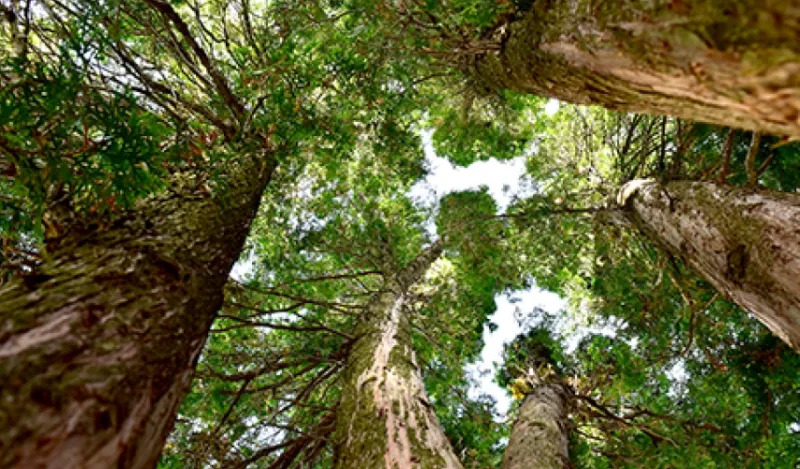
3 1 800 468
159 147 514 467
499 104 800 468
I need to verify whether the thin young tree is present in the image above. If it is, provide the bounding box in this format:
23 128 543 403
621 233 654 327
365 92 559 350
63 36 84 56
496 324 795 469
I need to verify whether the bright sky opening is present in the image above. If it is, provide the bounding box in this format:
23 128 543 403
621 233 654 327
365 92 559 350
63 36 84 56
410 129 568 416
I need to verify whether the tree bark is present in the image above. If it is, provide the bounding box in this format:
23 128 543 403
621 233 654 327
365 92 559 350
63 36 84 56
0 149 276 469
502 383 571 469
333 240 463 469
618 180 800 350
472 0 800 136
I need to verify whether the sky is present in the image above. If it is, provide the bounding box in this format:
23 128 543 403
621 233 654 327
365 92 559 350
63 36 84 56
408 102 571 415
226 96 798 441
407 99 690 416
232 99 578 416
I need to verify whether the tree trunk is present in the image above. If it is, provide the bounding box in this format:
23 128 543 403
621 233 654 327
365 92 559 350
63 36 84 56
0 149 276 469
333 241 463 469
472 1 800 136
502 383 571 469
618 180 800 350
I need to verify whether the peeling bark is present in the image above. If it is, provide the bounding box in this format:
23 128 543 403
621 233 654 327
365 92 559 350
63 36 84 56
472 1 800 136
333 240 463 469
502 383 570 469
0 149 277 469
619 180 800 350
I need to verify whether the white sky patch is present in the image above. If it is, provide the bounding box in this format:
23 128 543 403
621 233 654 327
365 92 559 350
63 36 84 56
409 130 567 416
666 359 689 399
230 250 257 281
409 130 533 213
468 289 566 415
544 98 561 116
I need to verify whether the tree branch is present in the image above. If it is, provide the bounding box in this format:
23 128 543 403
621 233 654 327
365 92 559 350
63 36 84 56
745 132 762 187
717 129 736 183
142 0 245 120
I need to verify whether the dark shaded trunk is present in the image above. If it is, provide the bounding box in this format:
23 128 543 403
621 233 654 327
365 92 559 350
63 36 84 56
472 1 800 136
333 241 463 469
0 149 276 468
502 383 570 469
618 180 800 350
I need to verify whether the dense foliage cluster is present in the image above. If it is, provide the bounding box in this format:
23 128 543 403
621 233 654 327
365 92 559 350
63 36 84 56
2 1 799 468
499 106 800 467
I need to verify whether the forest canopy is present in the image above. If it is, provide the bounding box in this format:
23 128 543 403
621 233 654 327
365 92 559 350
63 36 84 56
1 1 799 469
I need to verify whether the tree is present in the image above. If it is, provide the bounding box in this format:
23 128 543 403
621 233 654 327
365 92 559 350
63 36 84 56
500 330 570 469
509 104 800 350
501 104 800 467
503 381 571 469
332 240 465 468
350 0 800 135
0 145 274 469
618 179 800 350
471 0 800 136
0 2 276 464
0 1 430 466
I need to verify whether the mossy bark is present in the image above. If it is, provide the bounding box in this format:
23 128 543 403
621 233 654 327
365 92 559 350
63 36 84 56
0 149 276 469
502 383 570 469
620 180 800 350
472 0 800 136
333 240 463 469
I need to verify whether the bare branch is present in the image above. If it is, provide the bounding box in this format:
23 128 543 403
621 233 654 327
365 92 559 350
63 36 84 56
717 129 736 183
745 132 762 187
142 0 245 119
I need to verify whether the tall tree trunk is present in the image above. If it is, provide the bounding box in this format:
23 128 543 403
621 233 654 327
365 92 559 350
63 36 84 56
618 180 800 350
333 241 463 469
0 149 277 469
502 383 571 469
472 1 800 136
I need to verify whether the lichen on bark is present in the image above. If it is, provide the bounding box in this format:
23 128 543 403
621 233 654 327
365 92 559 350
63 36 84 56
619 179 800 350
502 383 570 469
333 241 462 469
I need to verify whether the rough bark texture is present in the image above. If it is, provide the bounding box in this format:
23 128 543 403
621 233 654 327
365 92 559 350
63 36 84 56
619 180 800 350
502 383 570 469
0 149 276 469
472 1 800 136
333 241 463 469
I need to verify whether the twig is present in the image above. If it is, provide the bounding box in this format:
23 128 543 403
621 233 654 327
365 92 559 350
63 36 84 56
142 0 245 119
756 149 775 178
745 132 762 187
679 293 718 358
717 129 736 183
